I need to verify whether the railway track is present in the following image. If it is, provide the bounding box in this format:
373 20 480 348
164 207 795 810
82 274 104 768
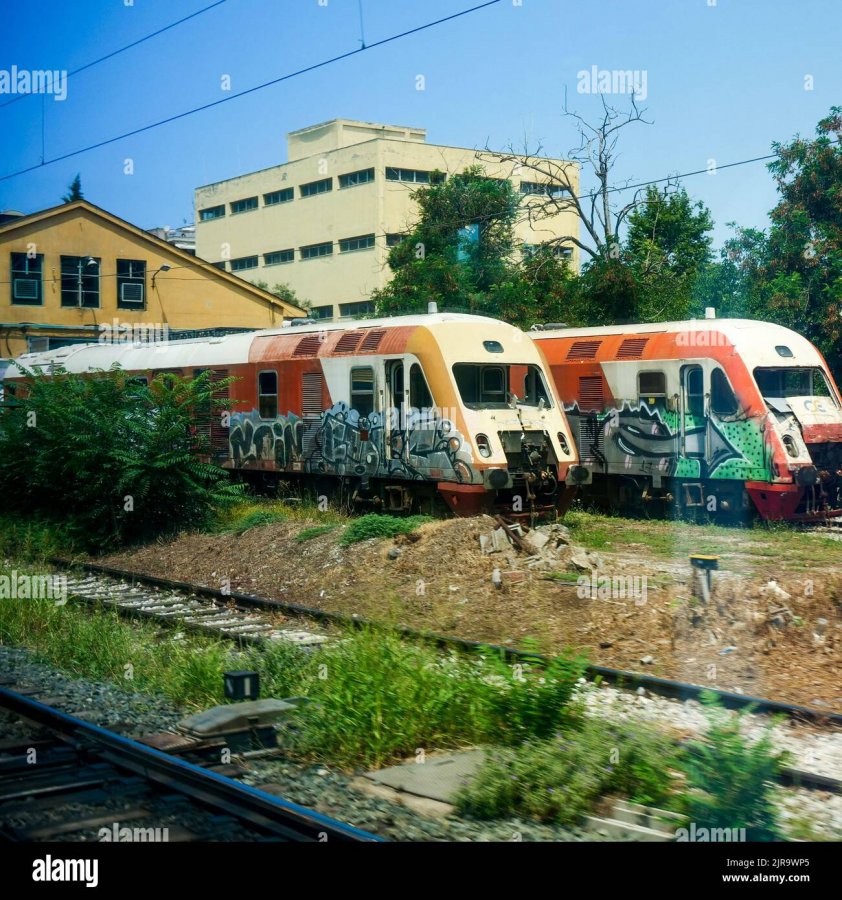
0 686 380 842
42 559 842 798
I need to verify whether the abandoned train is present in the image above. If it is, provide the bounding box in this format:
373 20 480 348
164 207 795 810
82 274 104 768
5 312 578 517
533 317 842 522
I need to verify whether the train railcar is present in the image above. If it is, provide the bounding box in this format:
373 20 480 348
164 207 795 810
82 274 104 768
5 312 578 517
532 317 842 522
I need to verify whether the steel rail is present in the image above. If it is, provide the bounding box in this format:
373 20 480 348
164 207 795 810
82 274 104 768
0 687 381 843
50 556 842 730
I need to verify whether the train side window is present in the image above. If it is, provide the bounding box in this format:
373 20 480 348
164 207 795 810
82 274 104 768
711 368 738 416
409 363 433 409
685 366 704 418
350 367 375 417
258 370 278 419
638 371 666 411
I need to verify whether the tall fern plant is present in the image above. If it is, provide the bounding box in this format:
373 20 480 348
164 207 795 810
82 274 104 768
0 366 242 550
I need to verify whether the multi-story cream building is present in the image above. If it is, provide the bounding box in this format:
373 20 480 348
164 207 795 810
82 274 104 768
194 119 580 321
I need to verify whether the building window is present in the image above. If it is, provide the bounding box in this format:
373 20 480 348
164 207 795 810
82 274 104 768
264 249 294 266
264 188 294 206
520 180 568 198
199 205 225 221
339 234 375 253
339 300 374 318
230 196 258 215
211 261 227 270
300 242 333 260
230 255 258 271
339 168 375 189
116 259 146 308
10 252 43 305
350 366 375 417
386 167 444 184
385 233 404 247
300 178 332 198
258 370 278 419
310 305 333 320
60 256 101 308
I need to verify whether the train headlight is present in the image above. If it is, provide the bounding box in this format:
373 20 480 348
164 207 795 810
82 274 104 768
557 431 570 454
448 437 461 453
476 433 492 458
782 434 799 458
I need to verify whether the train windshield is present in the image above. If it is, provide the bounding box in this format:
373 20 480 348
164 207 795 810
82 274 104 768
452 363 552 409
754 367 838 409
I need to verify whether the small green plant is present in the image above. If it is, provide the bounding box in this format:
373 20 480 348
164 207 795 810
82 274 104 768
682 700 787 840
339 514 432 545
230 509 286 534
296 524 338 542
456 718 679 825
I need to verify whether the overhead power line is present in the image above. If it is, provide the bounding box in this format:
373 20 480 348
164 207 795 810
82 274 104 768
0 0 229 111
0 0 503 183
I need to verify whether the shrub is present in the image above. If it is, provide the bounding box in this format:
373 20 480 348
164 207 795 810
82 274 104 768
0 367 242 551
456 718 680 825
339 513 432 545
682 701 787 840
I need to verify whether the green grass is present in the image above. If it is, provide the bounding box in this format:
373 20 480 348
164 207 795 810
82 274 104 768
339 513 433 546
456 717 681 826
0 515 77 563
296 524 339 542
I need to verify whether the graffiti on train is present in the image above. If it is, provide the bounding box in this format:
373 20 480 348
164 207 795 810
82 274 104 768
565 400 747 477
228 404 478 483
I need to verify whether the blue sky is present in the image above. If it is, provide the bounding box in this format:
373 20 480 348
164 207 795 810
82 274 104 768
0 0 840 249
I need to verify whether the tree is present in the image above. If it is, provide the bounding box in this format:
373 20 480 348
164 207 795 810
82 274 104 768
372 166 522 317
253 280 308 312
762 107 842 374
62 174 83 203
623 186 714 321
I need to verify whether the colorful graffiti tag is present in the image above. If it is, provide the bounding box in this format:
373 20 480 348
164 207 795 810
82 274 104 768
565 400 766 481
228 404 477 483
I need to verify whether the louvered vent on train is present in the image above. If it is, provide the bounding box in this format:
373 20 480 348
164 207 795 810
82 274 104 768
578 375 605 411
359 329 386 352
566 340 602 360
617 337 648 359
335 331 364 353
293 334 322 357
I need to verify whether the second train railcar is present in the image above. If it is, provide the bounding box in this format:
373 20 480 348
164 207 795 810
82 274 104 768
6 312 578 517
533 317 842 521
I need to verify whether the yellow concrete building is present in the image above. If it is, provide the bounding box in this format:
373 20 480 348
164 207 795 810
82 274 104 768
0 200 305 360
194 119 580 321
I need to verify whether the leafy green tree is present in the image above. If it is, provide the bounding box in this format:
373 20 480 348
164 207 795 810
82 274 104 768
762 107 842 374
0 368 242 550
253 280 308 312
372 166 522 317
61 174 83 203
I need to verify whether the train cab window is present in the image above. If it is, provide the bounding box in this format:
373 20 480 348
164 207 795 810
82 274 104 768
481 367 506 404
409 363 433 409
638 371 666 412
754 367 838 408
350 367 375 417
711 368 739 416
685 366 705 418
258 371 278 419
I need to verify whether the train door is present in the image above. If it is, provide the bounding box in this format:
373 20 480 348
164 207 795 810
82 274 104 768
679 365 705 457
386 359 406 462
